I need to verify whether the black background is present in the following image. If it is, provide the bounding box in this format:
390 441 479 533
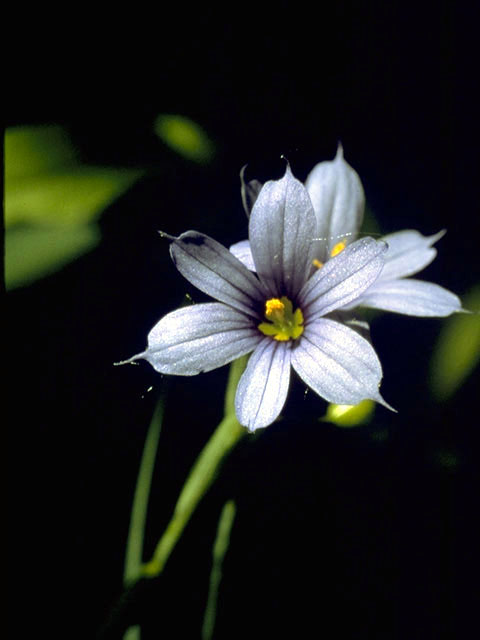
7 2 479 639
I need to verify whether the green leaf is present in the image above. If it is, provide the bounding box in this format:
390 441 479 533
429 286 480 400
154 114 215 163
4 125 79 182
6 224 101 290
322 399 375 428
6 167 142 228
5 124 143 227
4 124 144 289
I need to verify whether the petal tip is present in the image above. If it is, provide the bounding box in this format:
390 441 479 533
158 230 176 241
436 228 447 238
236 410 273 433
114 352 146 366
375 392 397 413
280 154 293 177
458 306 477 315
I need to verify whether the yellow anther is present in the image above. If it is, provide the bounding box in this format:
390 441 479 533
312 258 324 269
330 241 346 257
258 296 304 341
265 298 285 317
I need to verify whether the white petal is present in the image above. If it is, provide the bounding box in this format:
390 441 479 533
229 239 256 271
235 338 292 431
355 278 462 316
248 166 317 299
299 237 386 319
291 319 390 407
379 229 446 281
170 231 264 318
305 145 365 262
125 303 260 375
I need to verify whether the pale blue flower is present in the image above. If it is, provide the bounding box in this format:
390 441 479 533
231 146 462 317
124 167 391 431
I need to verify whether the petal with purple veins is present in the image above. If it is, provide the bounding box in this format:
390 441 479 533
291 318 390 407
249 166 317 299
235 338 292 431
170 231 265 318
299 237 386 319
126 303 260 375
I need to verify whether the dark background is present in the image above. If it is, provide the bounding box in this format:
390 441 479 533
7 2 478 639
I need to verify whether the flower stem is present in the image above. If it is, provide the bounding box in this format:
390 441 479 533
201 500 237 640
124 387 168 585
140 355 248 579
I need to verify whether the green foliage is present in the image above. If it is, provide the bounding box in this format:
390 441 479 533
154 114 215 163
5 125 142 290
6 166 141 228
429 286 480 400
5 224 101 290
5 124 78 181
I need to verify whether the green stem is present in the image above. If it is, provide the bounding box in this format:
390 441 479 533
141 355 248 578
201 500 237 640
124 387 168 585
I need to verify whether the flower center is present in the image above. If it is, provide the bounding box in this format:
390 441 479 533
258 296 304 341
312 240 347 269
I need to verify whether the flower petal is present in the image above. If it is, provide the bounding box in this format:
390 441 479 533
326 309 372 342
235 338 292 431
353 278 463 316
248 166 317 299
126 303 260 375
291 319 389 407
169 231 265 318
379 229 446 281
299 237 387 319
305 145 365 262
229 239 256 271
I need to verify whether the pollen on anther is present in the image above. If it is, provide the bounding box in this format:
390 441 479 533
312 258 323 269
330 241 346 257
265 298 285 316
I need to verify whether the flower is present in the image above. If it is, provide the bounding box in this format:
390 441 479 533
123 167 391 432
231 146 462 317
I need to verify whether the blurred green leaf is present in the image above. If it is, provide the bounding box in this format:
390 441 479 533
6 167 142 227
4 125 79 182
322 399 375 428
4 124 144 289
429 286 480 400
6 224 101 290
154 114 215 163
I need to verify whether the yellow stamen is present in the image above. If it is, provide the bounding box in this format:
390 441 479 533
258 296 304 341
313 241 346 270
265 298 285 317
330 240 346 257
